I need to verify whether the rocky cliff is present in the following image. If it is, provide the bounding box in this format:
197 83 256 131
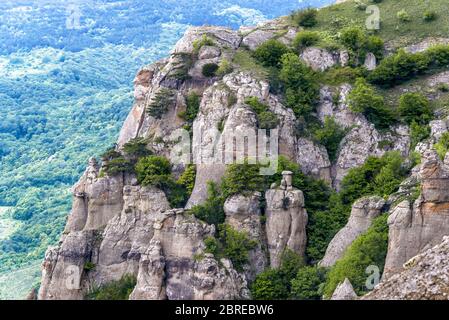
37 3 449 300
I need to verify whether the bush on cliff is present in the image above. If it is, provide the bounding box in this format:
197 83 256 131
291 8 318 28
348 78 396 130
189 182 225 227
86 275 137 300
398 92 432 125
324 214 389 297
291 266 327 300
279 53 319 118
205 224 257 272
313 116 349 162
251 250 304 299
253 39 291 68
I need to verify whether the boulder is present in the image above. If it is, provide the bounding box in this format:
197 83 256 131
300 47 338 72
363 52 377 71
331 278 358 300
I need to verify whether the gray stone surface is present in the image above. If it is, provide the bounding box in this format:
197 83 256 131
320 196 385 268
331 278 358 300
265 173 308 268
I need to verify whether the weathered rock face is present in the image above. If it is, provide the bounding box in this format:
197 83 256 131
65 158 125 233
39 185 249 300
317 84 410 188
363 52 377 71
363 236 449 300
296 137 331 184
331 278 358 300
224 193 267 282
300 47 339 72
265 172 308 268
383 150 449 279
320 196 385 268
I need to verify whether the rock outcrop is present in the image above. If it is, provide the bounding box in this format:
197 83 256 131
265 172 308 268
363 236 449 300
39 183 249 300
320 196 385 268
383 150 449 279
331 278 358 300
224 193 267 282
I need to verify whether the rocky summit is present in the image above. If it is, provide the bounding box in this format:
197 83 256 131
35 0 449 300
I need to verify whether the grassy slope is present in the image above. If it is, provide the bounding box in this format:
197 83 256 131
309 0 449 50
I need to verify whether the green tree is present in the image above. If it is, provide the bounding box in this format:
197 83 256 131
86 275 137 300
253 39 291 68
398 92 432 125
324 214 389 297
291 8 318 28
279 53 319 118
348 78 396 129
135 155 172 188
291 266 327 300
313 116 348 162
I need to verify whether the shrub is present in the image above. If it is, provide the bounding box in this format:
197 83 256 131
177 165 196 195
368 49 430 87
189 182 225 227
193 34 215 54
279 53 319 118
202 63 219 77
291 8 318 28
321 67 367 85
135 155 172 188
147 88 175 119
324 214 389 297
340 27 365 52
104 157 134 176
122 138 151 160
339 151 406 204
339 27 384 62
293 31 320 51
179 91 201 124
221 161 266 199
348 78 396 130
245 96 279 129
423 10 437 22
216 59 233 76
253 39 291 68
426 45 449 67
398 93 432 125
397 9 411 23
434 132 449 160
251 250 304 299
205 224 257 272
258 111 279 129
87 275 137 300
354 1 367 10
410 122 430 149
313 116 348 162
291 266 327 300
169 52 194 80
251 268 289 299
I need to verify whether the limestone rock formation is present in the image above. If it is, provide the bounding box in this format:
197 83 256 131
383 150 449 279
224 193 267 281
300 47 338 72
265 172 308 268
39 184 249 300
331 278 358 300
363 236 449 300
363 52 377 71
320 196 386 268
